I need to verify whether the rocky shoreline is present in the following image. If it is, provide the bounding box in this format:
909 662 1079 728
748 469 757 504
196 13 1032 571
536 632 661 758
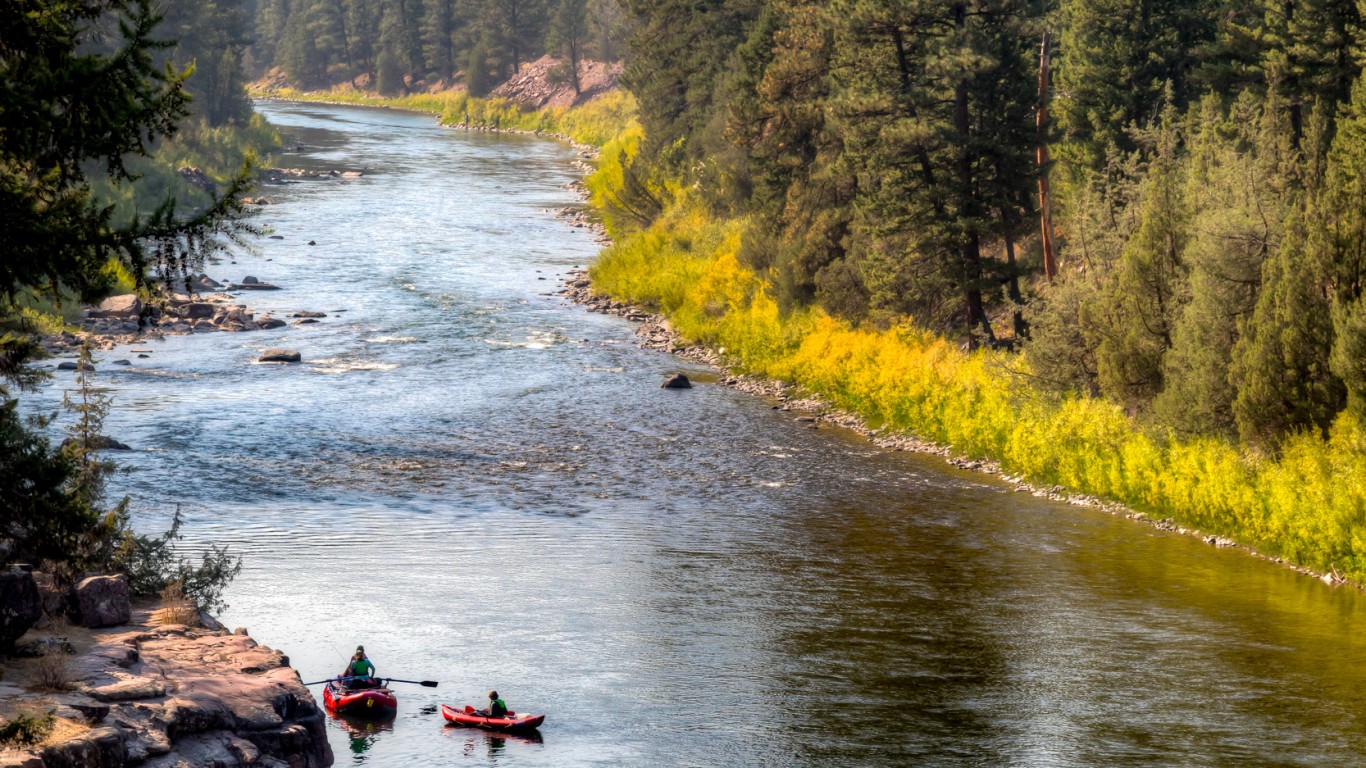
0 607 331 768
557 263 1355 592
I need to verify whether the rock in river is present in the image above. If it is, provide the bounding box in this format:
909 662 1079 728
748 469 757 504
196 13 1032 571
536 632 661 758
258 348 302 363
60 435 132 451
662 373 693 389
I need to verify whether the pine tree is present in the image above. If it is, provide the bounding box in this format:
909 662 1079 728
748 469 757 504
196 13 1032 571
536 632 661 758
0 0 256 307
622 0 764 164
829 0 1039 337
1090 98 1189 410
1056 0 1219 175
1154 90 1295 435
1230 213 1344 445
424 0 456 79
548 0 589 93
1324 73 1366 417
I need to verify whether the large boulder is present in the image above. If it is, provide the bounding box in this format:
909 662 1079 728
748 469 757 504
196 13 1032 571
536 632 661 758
87 295 142 319
0 568 43 652
72 574 131 628
258 349 301 363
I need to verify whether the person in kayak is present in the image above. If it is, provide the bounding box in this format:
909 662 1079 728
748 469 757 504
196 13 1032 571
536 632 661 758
478 690 507 718
341 646 377 689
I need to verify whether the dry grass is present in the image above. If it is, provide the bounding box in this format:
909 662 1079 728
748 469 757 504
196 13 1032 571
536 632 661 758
27 654 73 693
153 581 197 627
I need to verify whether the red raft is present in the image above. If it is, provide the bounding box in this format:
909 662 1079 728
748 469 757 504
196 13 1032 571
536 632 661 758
324 681 398 718
440 704 545 732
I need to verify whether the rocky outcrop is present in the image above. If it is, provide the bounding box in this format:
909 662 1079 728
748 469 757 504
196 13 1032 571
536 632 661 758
0 568 43 653
6 621 332 768
489 55 623 110
71 576 130 629
661 373 692 389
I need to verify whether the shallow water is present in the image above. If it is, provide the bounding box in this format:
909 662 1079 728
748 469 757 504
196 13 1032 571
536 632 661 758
33 101 1366 766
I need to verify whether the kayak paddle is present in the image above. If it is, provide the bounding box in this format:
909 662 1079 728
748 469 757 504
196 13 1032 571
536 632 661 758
382 678 439 687
302 675 360 685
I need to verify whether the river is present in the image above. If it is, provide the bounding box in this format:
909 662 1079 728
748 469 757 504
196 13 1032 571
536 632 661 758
34 101 1366 766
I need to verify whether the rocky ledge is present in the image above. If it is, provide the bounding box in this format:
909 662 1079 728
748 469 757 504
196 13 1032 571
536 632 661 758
0 614 332 768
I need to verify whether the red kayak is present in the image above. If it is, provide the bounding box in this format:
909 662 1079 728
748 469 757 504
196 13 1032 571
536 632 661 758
440 703 545 732
324 680 397 718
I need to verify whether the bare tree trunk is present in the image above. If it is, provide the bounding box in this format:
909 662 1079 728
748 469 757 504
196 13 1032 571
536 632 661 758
1037 29 1058 284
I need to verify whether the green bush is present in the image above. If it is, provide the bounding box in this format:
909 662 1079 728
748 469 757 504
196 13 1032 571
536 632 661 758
0 712 54 748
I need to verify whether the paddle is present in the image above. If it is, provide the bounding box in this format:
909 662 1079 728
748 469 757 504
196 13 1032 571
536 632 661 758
302 675 360 686
301 676 438 687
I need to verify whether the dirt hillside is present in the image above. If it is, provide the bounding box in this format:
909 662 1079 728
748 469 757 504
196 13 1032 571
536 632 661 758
490 56 622 109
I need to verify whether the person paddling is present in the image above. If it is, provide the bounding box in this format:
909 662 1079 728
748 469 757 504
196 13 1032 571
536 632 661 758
341 646 377 689
478 690 507 718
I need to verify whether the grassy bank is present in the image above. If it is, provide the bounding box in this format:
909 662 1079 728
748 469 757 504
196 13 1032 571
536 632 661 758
255 85 1366 585
250 85 636 148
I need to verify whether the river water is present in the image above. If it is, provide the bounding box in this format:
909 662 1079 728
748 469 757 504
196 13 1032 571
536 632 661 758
35 101 1366 766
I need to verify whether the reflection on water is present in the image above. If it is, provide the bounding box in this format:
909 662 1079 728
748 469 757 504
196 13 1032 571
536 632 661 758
444 726 545 761
25 101 1366 766
329 713 395 759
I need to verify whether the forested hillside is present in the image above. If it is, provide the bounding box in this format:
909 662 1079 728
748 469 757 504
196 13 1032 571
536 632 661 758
584 0 1364 455
244 0 628 95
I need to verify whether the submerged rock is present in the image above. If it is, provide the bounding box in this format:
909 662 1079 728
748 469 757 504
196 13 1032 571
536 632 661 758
258 349 301 363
